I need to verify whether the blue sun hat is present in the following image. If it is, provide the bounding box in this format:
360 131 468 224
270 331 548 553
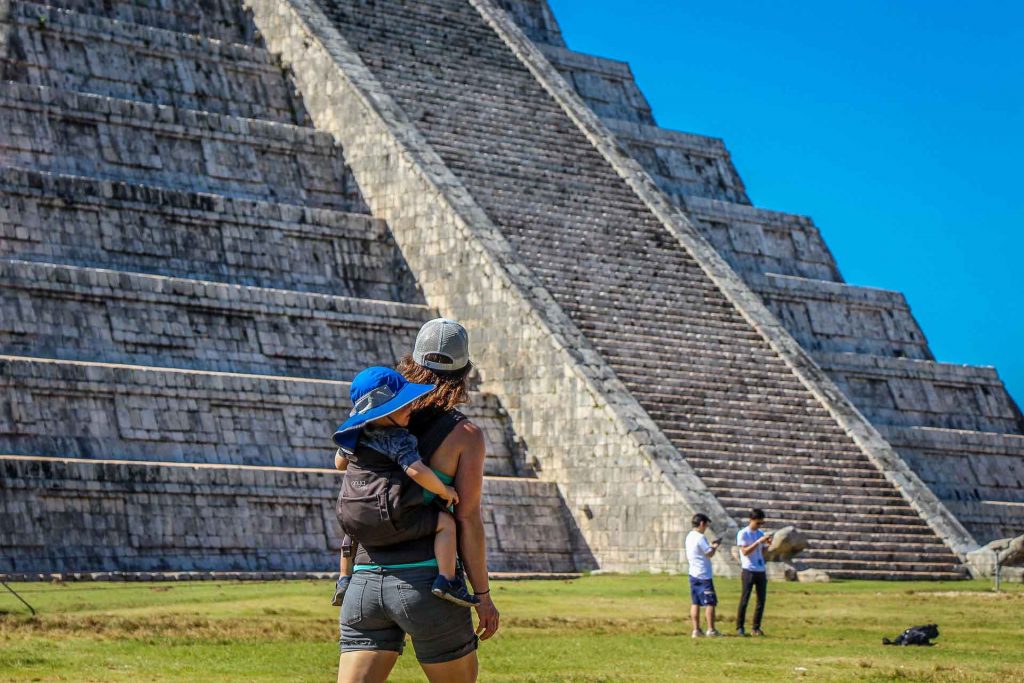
333 367 435 453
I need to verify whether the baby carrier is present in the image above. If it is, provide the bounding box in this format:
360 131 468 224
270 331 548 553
336 437 435 548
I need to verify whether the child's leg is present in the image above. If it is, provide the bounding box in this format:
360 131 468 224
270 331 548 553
340 536 356 576
434 511 458 579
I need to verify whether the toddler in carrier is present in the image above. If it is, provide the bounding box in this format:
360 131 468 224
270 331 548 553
330 366 478 608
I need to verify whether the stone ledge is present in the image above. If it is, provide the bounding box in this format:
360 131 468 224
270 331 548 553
0 357 523 474
0 455 583 574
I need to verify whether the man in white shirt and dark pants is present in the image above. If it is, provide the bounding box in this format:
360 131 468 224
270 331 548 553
685 513 722 638
735 508 773 637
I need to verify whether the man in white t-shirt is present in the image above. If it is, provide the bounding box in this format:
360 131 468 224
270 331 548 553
735 508 773 637
685 513 722 638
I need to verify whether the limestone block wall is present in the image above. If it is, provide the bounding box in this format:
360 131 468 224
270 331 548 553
754 274 931 360
605 119 749 205
821 354 1024 433
538 43 654 125
493 0 564 46
0 258 426 379
1 0 308 124
684 197 842 281
245 0 737 573
0 167 415 300
881 427 1024 541
0 82 363 209
0 356 522 476
42 0 258 43
0 456 580 573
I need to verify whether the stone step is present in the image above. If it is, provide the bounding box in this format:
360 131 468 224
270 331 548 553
602 117 749 205
753 273 931 360
682 196 842 282
0 82 362 209
0 355 522 475
1 1 308 125
0 455 583 573
42 0 256 43
717 495 920 518
0 258 427 380
878 425 1024 544
797 540 957 558
535 43 654 125
716 488 906 508
817 352 1023 434
795 556 962 575
695 468 890 490
0 167 414 300
819 568 966 580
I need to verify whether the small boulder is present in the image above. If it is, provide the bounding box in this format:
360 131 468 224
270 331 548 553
763 526 808 563
797 568 831 583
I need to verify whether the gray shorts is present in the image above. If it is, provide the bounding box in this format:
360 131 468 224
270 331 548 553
339 565 478 664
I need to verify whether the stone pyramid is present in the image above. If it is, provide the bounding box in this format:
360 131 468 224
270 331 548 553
1 0 1019 579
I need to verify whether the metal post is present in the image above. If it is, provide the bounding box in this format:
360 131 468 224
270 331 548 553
993 550 1001 593
1 580 36 616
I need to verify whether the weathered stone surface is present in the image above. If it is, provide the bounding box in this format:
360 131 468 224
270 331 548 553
821 354 1023 434
763 526 808 563
539 43 654 125
0 356 523 476
0 167 416 300
0 82 363 210
884 426 1024 543
43 0 258 43
493 0 564 46
755 274 931 360
1 1 308 123
0 455 584 573
604 119 749 205
0 258 426 379
684 197 842 281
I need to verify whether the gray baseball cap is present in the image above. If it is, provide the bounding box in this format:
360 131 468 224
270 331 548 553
413 318 471 371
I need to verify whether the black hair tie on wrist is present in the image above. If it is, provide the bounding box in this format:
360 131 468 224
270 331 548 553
474 589 490 596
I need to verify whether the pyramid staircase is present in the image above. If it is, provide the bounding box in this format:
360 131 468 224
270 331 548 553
0 0 587 576
505 2 1024 547
231 0 983 579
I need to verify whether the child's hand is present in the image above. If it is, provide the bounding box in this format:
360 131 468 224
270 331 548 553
441 485 460 506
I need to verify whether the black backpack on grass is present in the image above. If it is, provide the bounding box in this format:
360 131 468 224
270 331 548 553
883 624 940 646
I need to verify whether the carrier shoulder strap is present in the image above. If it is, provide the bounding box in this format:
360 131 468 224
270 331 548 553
408 408 466 464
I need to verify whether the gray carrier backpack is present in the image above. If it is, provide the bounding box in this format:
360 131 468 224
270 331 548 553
336 439 430 548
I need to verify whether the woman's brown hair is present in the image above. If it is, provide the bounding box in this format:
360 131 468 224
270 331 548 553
396 353 472 412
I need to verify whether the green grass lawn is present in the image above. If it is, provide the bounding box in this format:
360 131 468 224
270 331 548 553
1 575 1022 682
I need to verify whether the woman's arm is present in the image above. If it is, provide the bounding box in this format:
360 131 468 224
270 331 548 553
405 461 458 504
450 422 500 640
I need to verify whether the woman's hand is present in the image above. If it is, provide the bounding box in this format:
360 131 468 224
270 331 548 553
474 593 500 641
441 485 460 506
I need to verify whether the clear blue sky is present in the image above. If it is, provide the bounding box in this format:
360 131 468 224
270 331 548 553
548 0 1023 403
